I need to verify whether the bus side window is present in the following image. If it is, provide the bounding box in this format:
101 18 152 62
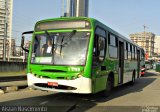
130 44 132 60
131 45 135 60
124 42 128 59
108 34 118 59
135 47 137 60
98 36 105 60
128 43 131 60
93 34 106 66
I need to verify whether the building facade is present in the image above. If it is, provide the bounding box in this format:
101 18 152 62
0 37 15 60
130 32 155 57
0 0 13 60
15 46 23 57
154 36 160 56
63 0 89 17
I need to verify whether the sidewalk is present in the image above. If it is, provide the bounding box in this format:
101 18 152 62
0 74 28 93
146 69 160 75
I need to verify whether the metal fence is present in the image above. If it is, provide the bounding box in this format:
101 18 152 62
0 61 27 72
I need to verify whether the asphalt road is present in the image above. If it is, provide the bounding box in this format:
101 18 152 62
0 70 160 112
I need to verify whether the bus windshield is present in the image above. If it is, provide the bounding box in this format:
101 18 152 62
31 31 90 65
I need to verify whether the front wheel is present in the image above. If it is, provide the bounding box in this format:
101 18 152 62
102 76 113 96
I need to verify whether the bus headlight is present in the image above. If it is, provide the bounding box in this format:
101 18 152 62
66 77 70 80
72 76 76 80
40 76 43 78
77 74 82 78
35 74 39 78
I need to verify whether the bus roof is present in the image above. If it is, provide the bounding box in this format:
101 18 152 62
35 17 142 49
93 18 142 49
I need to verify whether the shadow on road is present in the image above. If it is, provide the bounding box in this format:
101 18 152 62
0 72 157 112
142 71 160 77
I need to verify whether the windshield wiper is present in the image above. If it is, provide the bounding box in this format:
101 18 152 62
56 30 77 46
35 36 39 43
63 30 77 46
59 30 77 55
60 35 65 55
45 31 52 40
33 36 40 53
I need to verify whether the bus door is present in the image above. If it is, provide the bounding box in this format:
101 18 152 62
92 28 107 93
118 41 124 84
137 50 140 78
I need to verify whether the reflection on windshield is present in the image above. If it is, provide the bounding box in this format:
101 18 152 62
31 32 90 65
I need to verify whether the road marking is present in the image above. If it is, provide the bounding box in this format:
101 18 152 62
39 101 48 105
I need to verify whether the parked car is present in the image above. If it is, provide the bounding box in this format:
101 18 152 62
145 60 151 70
152 62 156 70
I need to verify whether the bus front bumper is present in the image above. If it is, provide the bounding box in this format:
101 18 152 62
27 73 92 94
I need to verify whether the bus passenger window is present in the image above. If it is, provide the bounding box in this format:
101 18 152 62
93 35 106 66
135 47 137 60
108 34 118 58
124 42 128 59
128 43 131 60
98 37 105 61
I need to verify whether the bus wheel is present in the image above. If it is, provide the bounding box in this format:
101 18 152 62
102 75 113 96
130 71 135 85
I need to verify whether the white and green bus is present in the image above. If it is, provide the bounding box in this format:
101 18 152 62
21 17 145 94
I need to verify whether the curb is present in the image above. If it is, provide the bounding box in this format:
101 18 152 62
146 70 160 75
2 86 18 93
0 80 28 93
0 89 4 94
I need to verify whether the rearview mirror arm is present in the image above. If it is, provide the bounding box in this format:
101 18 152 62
21 31 34 53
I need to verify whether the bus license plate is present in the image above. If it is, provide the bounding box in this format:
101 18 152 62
47 82 58 87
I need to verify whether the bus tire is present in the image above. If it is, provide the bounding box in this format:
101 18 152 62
102 75 114 97
130 71 136 85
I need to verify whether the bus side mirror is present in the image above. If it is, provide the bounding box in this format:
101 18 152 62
21 31 33 53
